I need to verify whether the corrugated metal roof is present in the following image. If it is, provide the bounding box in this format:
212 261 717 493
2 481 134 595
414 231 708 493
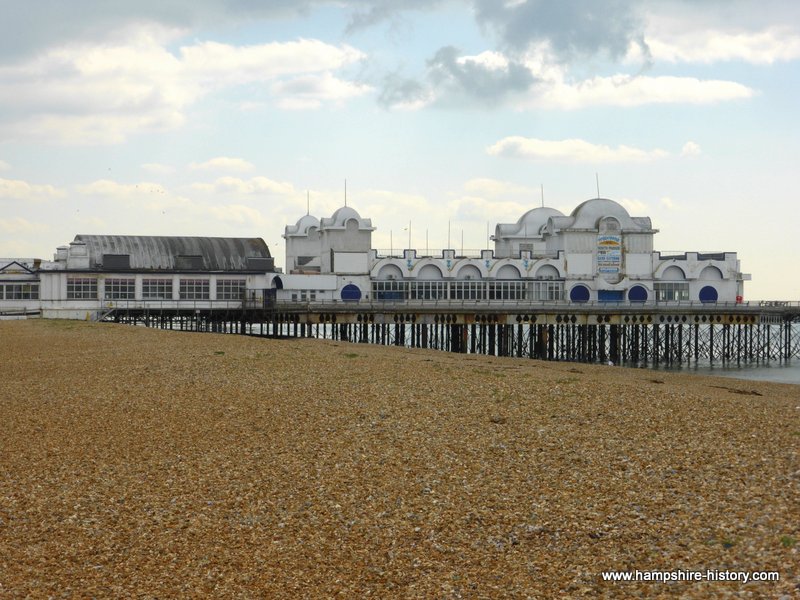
73 235 272 271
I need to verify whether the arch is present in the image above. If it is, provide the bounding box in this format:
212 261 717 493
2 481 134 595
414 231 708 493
628 284 647 302
345 218 359 233
599 216 621 232
271 276 283 290
417 264 444 280
699 285 718 303
456 264 482 280
341 284 362 301
570 284 590 303
535 264 561 279
699 265 723 280
307 226 319 241
377 264 403 280
661 265 686 281
495 264 521 279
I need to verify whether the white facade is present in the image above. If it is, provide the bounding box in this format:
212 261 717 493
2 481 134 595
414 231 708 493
284 207 374 275
0 197 752 318
283 198 750 305
1 235 274 319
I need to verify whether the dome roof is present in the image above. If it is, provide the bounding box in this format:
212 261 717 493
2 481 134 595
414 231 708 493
329 206 361 225
516 207 565 233
569 198 633 229
320 206 374 231
295 214 319 231
284 214 320 237
495 206 565 238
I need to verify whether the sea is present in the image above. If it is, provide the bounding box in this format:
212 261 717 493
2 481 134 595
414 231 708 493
650 361 800 385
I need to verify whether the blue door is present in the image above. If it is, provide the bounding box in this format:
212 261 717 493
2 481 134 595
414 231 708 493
341 284 362 301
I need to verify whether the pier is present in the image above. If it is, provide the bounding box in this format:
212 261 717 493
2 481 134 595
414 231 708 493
104 299 800 366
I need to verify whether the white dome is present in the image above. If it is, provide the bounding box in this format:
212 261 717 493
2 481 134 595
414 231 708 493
329 206 361 226
516 207 565 235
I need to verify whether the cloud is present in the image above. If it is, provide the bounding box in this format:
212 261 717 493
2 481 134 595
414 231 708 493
529 73 754 109
189 157 256 172
141 163 176 174
473 0 649 63
660 196 679 210
618 197 648 213
681 141 702 156
377 73 431 110
189 176 296 196
463 178 537 199
426 47 536 107
487 137 670 163
379 43 754 111
449 194 530 223
345 0 445 31
206 204 268 225
0 1 312 59
0 177 66 201
271 72 372 110
179 38 366 86
628 26 800 65
0 31 369 144
0 160 10 171
379 46 536 109
0 217 49 234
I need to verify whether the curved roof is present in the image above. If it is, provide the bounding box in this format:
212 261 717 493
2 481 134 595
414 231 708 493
330 206 361 224
495 207 565 238
73 235 272 271
548 198 654 232
284 214 320 237
320 206 375 231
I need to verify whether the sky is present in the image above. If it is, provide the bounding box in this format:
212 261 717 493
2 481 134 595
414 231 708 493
1 0 798 299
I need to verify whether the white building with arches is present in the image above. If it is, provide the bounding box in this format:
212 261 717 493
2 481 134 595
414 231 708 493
280 198 749 305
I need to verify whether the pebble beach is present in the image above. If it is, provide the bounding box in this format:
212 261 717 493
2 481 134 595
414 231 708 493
1 319 798 598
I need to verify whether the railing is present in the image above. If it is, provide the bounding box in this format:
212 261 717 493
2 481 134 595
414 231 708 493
259 298 797 312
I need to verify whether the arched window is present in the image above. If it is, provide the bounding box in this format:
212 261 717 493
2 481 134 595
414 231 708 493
535 264 560 279
570 284 590 303
496 264 521 279
456 264 482 280
377 264 403 280
699 266 723 280
661 265 686 280
417 264 444 280
699 286 718 303
628 285 647 302
341 284 362 301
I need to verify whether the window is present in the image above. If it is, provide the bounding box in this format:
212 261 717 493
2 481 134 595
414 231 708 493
488 281 527 301
654 282 689 303
142 279 173 300
67 277 97 300
530 280 564 301
104 278 135 300
372 280 408 300
451 281 485 301
2 283 39 300
179 279 209 300
409 281 447 300
216 279 246 300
